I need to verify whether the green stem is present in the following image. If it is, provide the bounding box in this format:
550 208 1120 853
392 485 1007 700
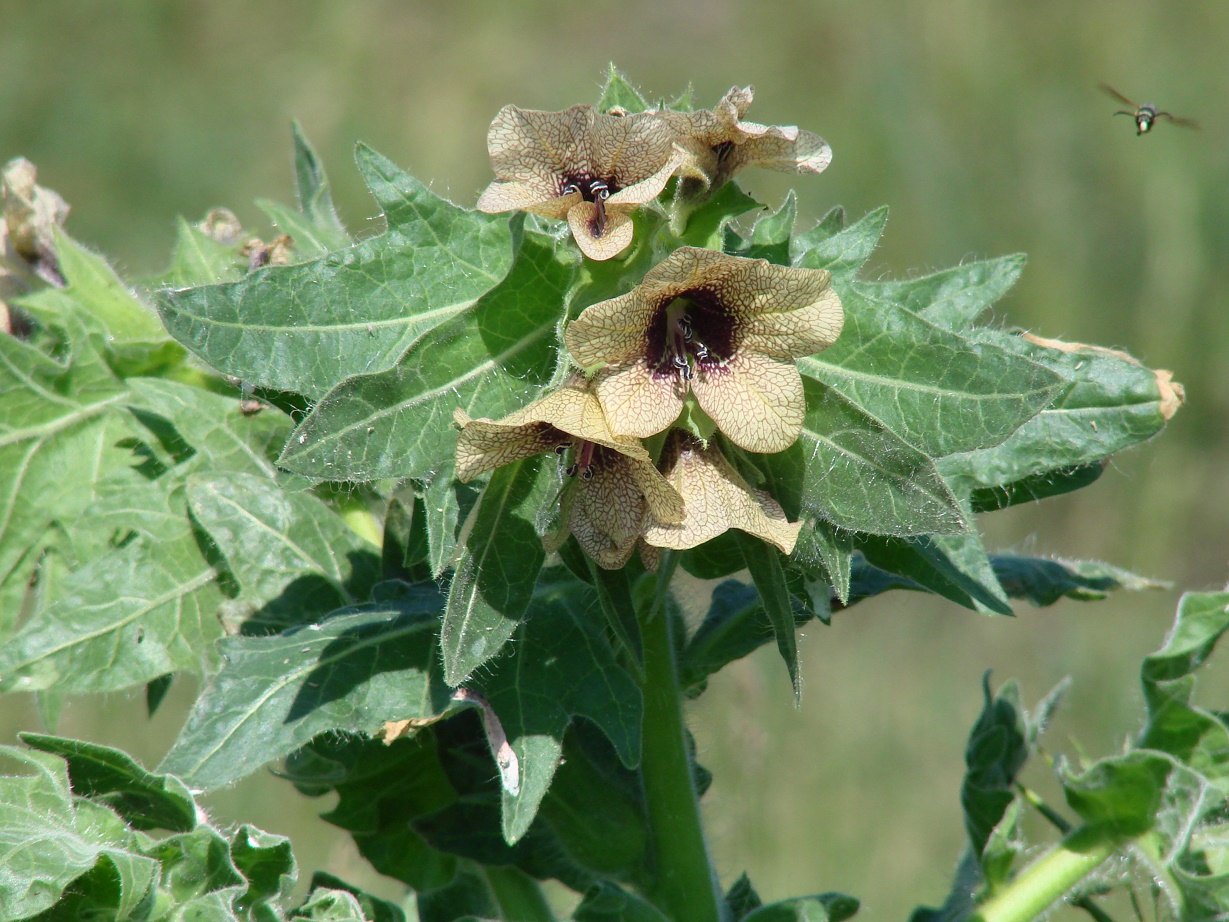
482 865 556 922
638 551 722 922
974 827 1117 922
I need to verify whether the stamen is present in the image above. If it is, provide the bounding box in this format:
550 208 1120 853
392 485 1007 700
591 180 609 236
564 463 579 478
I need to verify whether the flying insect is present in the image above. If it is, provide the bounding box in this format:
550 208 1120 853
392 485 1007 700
1099 83 1200 135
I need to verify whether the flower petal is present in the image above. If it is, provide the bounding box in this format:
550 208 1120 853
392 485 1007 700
564 291 651 366
736 128 832 175
591 112 683 194
486 104 593 185
594 358 686 439
477 180 572 216
691 351 805 453
567 203 635 261
454 413 564 482
735 265 844 358
643 434 801 554
569 457 647 569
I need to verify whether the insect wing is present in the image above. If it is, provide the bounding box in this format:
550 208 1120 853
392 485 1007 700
1098 83 1138 107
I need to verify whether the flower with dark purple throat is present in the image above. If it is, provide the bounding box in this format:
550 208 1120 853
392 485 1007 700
564 247 843 454
662 86 832 188
453 377 684 569
641 431 802 555
475 104 685 261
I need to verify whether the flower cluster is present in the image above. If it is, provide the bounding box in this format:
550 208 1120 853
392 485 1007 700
460 86 842 569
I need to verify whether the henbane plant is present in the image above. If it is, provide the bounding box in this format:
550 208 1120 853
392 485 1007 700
3 66 1225 922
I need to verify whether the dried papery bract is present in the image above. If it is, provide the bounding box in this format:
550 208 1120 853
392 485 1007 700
664 85 833 188
453 378 684 568
475 104 685 260
2 157 70 286
565 246 843 453
643 431 802 554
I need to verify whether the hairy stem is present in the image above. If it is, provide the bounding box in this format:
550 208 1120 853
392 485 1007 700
638 551 722 922
974 827 1117 922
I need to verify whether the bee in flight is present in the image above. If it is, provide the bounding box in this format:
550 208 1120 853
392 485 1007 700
1099 83 1200 135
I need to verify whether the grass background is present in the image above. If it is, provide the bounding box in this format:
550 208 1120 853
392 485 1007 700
3 1 1228 917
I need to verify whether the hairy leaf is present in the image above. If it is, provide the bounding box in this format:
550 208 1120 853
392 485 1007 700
279 226 571 482
158 145 517 400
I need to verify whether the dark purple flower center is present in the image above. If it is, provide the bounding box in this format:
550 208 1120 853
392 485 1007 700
560 174 621 236
646 288 736 381
556 437 611 481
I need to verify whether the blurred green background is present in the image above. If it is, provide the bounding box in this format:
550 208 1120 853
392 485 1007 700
3 1 1228 917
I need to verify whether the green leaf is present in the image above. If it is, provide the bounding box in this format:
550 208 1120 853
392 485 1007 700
125 377 291 476
416 867 498 922
51 227 173 356
298 872 407 922
939 332 1180 495
291 122 348 242
737 532 802 697
969 461 1105 514
0 324 135 640
255 122 352 259
800 288 1067 458
725 873 764 921
0 747 157 919
778 378 967 536
1138 591 1229 778
0 480 224 694
18 733 198 832
740 191 797 263
857 529 1012 615
682 581 787 691
677 182 762 250
1062 750 1180 838
472 578 643 844
186 472 381 633
230 824 297 914
791 205 886 278
150 216 246 287
794 520 853 605
286 734 459 892
537 723 648 880
597 64 650 113
574 881 670 922
858 254 1026 331
961 678 1033 859
141 823 249 913
990 555 1166 606
278 226 571 482
442 456 552 685
158 145 517 401
159 592 450 789
742 893 861 922
423 460 481 578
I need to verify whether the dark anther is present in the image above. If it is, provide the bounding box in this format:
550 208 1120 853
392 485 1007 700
580 467 595 481
693 343 710 362
561 182 581 196
554 443 569 456
713 140 735 164
590 180 610 201
679 317 693 341
564 463 579 478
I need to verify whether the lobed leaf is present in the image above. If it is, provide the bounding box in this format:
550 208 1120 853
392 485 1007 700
800 287 1067 459
159 592 450 790
859 254 1026 331
441 456 554 685
278 225 571 482
157 145 517 401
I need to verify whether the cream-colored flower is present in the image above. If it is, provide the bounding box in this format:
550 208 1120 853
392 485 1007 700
564 246 842 453
453 378 684 569
642 431 802 554
663 86 832 188
475 104 685 261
